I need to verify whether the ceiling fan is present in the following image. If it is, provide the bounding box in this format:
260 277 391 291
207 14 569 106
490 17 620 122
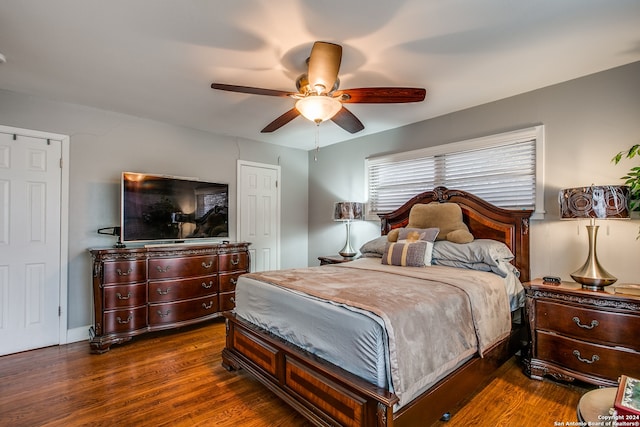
211 42 426 134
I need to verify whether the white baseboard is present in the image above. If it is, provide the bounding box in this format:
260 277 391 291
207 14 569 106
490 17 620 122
66 325 91 344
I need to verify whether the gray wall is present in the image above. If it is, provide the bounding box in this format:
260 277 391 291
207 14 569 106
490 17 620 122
0 89 309 330
308 61 640 284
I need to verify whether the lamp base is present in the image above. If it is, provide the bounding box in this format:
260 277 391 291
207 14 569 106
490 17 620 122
570 273 617 290
571 224 617 290
338 221 357 258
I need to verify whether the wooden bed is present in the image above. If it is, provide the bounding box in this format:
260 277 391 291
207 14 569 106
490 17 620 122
222 187 533 427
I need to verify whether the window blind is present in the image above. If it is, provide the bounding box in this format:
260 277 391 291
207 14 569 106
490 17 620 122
366 127 543 218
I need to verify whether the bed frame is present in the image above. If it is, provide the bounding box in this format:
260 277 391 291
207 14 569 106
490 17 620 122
222 187 533 427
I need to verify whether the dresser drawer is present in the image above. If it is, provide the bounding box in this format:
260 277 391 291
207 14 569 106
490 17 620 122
149 295 219 326
103 283 147 309
219 272 243 293
102 260 146 285
219 252 249 272
219 292 236 312
103 306 148 334
536 331 640 382
536 300 640 350
148 275 218 303
148 255 217 279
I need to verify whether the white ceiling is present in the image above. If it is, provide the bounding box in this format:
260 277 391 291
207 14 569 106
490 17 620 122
0 0 639 150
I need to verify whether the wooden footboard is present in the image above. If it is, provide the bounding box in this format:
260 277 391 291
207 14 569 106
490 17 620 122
223 312 520 427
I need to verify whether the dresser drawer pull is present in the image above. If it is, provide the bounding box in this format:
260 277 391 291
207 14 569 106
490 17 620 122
201 261 213 269
230 255 240 266
230 297 235 303
155 265 170 273
157 310 171 318
116 314 133 324
116 292 132 300
116 268 133 276
156 287 171 295
573 350 599 364
202 301 214 310
201 281 214 289
230 278 237 285
572 317 599 329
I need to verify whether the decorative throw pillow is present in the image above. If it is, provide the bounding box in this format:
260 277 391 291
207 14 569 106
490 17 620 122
382 240 429 267
397 227 439 242
397 227 439 265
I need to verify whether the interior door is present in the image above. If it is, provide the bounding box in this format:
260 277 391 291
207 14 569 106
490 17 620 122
237 161 280 272
0 128 64 355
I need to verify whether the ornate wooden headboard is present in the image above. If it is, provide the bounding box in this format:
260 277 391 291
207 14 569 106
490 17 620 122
378 187 533 283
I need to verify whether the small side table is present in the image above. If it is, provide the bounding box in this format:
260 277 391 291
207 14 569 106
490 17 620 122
577 388 616 423
318 255 356 265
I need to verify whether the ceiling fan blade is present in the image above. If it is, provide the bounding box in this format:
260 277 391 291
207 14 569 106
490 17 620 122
331 106 364 134
211 83 293 98
261 108 300 133
307 42 342 94
334 87 426 103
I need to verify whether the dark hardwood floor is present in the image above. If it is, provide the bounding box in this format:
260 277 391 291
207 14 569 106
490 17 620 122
0 319 590 426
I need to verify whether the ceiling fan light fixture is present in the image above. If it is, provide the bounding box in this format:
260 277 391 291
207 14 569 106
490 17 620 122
295 95 342 124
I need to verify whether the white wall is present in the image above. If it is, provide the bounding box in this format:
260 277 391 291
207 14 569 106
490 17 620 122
0 89 309 330
308 61 640 284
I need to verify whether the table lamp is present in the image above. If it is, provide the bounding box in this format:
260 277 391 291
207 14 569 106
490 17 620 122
333 202 363 257
559 185 629 289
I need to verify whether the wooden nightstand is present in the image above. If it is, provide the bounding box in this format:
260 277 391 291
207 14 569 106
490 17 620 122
318 255 357 265
523 278 640 386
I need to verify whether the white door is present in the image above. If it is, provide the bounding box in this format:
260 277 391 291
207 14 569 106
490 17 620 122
237 161 280 272
0 128 65 355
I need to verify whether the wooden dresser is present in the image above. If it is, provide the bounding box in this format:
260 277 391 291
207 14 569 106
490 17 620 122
523 278 640 386
89 242 250 353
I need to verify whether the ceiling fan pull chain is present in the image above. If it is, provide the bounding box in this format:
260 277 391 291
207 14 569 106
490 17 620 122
314 124 320 162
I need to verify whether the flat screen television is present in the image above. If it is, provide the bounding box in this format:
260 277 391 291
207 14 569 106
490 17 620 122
120 172 229 245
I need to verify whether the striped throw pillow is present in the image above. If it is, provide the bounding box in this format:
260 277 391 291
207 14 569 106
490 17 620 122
382 240 428 267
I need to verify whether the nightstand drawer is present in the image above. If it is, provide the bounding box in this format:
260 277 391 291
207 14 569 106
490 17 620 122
536 300 640 351
536 331 640 382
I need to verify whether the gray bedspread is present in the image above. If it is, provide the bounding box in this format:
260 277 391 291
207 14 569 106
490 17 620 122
239 258 511 407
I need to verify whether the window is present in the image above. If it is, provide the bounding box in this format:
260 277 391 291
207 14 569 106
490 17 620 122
365 125 545 220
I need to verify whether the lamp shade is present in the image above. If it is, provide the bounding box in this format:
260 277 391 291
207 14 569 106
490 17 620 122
333 202 364 221
559 185 630 220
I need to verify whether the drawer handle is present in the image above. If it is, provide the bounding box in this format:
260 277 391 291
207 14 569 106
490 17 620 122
156 265 170 273
202 301 214 310
572 317 599 330
157 310 171 318
230 297 235 303
116 292 132 300
156 287 171 295
573 350 599 364
116 314 133 324
116 268 133 276
201 281 213 289
202 261 213 269
230 278 237 285
230 256 240 266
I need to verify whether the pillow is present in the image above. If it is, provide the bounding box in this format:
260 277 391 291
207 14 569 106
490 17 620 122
397 227 439 265
432 239 518 277
397 227 439 242
382 240 429 267
359 236 388 258
387 203 474 244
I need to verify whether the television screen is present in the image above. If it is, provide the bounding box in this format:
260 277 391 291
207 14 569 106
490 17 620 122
121 172 229 244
